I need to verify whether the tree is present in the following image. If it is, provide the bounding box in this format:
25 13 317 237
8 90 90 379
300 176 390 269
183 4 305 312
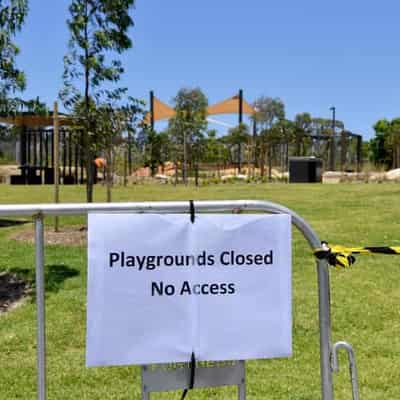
93 98 144 201
202 130 229 177
370 118 400 169
139 127 171 177
168 87 208 184
225 123 250 173
294 113 312 156
274 119 294 173
60 0 136 202
390 119 400 169
258 119 294 179
252 96 285 177
0 0 28 114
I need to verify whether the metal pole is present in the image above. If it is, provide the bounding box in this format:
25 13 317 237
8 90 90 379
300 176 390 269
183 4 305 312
238 360 246 400
62 131 66 182
238 89 243 173
317 259 334 400
35 214 46 400
44 133 49 168
21 127 28 184
332 341 360 400
150 91 155 132
68 131 72 177
53 102 60 232
20 127 27 165
27 132 31 165
252 117 257 177
238 89 243 124
149 92 155 177
330 107 336 171
33 132 37 166
74 137 79 184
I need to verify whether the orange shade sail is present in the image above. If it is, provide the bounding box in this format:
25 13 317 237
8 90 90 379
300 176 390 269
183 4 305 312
144 97 176 124
144 94 255 124
207 95 255 117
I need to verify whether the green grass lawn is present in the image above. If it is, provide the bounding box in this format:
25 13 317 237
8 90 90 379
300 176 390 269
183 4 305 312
1 183 400 399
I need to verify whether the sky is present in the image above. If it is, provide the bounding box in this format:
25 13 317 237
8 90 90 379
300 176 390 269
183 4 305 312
15 0 400 139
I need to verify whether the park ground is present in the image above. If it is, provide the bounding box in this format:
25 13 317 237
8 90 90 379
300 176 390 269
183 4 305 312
0 183 400 399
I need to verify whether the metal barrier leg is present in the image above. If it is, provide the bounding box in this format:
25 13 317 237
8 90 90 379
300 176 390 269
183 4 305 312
237 360 246 400
35 214 46 400
317 260 334 400
332 342 360 400
141 366 150 400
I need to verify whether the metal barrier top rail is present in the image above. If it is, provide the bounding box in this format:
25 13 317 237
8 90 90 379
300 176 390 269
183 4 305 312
0 200 337 400
0 200 320 249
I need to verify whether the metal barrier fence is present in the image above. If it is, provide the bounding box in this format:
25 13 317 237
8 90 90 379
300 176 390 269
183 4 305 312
0 200 359 400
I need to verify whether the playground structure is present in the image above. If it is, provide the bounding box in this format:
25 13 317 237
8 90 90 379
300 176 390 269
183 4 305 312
0 113 85 185
145 90 363 178
0 114 102 185
0 91 363 184
14 127 85 185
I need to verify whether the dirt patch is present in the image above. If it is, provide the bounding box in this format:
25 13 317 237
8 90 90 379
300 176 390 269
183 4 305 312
10 226 87 247
0 272 32 314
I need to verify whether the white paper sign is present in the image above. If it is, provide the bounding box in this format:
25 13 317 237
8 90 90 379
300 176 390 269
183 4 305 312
86 213 292 367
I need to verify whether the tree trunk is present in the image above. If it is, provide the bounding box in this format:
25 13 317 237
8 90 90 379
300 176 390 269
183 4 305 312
174 158 178 186
260 144 265 178
84 3 93 203
195 164 199 187
238 143 241 173
86 153 94 203
247 141 251 178
123 149 127 186
106 149 112 203
268 146 272 182
252 137 256 177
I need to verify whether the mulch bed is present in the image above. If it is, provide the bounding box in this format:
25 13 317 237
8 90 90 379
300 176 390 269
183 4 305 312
0 272 31 314
9 226 87 247
1 226 87 313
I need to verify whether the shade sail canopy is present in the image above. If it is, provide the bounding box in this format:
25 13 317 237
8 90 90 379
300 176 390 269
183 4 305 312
144 94 256 124
0 114 73 128
207 95 255 116
144 97 176 124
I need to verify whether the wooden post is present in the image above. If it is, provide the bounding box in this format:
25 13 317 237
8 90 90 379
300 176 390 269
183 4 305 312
53 102 60 232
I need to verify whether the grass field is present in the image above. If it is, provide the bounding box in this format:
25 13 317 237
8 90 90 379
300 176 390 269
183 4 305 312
0 183 400 399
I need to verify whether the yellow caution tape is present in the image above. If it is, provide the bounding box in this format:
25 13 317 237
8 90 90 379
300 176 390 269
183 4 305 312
314 242 400 269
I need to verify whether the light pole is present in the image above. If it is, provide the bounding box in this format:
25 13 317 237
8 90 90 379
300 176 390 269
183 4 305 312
329 106 336 171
